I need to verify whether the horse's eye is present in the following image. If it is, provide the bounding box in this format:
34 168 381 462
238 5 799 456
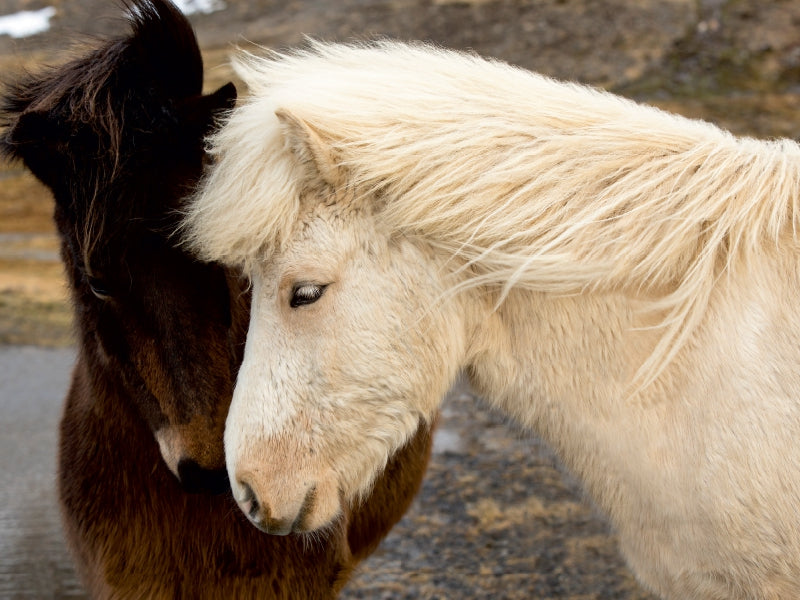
88 276 113 301
290 284 327 308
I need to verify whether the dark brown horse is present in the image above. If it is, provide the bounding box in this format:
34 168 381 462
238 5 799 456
0 1 432 596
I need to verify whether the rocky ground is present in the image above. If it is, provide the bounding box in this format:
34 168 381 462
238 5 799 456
1 0 799 598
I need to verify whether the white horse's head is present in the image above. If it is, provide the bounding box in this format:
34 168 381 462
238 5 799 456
195 107 466 534
186 39 753 535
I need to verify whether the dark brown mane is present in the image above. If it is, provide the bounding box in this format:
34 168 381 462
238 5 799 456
1 0 202 156
0 0 213 276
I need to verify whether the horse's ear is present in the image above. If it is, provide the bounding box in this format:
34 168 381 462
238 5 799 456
1 109 65 190
275 108 343 188
127 0 204 100
181 82 237 137
203 82 238 118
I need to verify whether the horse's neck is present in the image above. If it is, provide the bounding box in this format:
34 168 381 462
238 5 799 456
464 288 666 500
470 290 631 403
462 253 800 524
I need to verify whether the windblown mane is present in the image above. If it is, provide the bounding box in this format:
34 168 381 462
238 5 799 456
185 40 800 385
0 0 204 268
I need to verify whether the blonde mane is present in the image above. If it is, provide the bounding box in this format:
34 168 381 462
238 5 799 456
185 40 800 385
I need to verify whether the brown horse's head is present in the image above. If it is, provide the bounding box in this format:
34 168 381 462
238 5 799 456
0 0 239 492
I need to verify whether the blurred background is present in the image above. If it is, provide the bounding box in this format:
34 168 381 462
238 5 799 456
0 0 798 598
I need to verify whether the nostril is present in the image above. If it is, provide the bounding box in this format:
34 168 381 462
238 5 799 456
235 480 290 535
176 459 230 495
238 480 261 519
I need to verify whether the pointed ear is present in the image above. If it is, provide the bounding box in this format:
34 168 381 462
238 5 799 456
181 81 237 138
204 82 238 115
1 110 66 190
2 109 51 155
127 0 203 99
275 108 343 188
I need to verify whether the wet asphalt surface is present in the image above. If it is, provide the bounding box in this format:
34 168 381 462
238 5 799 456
0 345 655 599
0 346 85 600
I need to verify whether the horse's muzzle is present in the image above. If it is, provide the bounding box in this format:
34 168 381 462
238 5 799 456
237 479 318 535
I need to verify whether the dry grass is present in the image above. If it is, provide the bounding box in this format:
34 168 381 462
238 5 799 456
0 168 55 233
0 291 73 346
202 47 240 92
0 158 68 346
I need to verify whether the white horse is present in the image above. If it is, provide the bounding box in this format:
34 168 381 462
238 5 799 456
183 41 800 599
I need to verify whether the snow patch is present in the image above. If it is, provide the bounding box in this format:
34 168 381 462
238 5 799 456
172 0 227 15
0 7 56 39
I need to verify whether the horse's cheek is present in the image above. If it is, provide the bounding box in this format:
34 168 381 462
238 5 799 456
382 249 462 419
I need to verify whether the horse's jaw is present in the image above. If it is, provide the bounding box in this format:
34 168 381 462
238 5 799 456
224 379 429 535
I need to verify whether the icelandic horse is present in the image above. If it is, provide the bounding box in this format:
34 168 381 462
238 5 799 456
183 40 800 599
0 9 432 598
